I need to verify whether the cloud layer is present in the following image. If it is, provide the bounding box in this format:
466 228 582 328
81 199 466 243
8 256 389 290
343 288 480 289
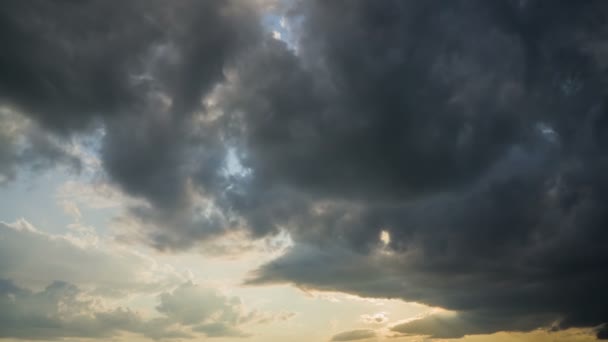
330 329 376 341
1 0 608 339
0 278 256 340
0 220 290 340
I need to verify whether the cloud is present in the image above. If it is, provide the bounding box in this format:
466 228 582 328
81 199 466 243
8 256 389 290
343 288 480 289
0 268 276 340
0 278 265 340
360 312 388 325
56 179 144 210
238 1 608 338
390 310 552 339
0 220 184 296
0 278 187 340
0 0 262 250
430 328 604 342
2 0 608 339
194 323 250 338
598 325 608 340
157 282 245 326
330 329 376 341
0 108 80 184
155 282 263 338
0 0 163 133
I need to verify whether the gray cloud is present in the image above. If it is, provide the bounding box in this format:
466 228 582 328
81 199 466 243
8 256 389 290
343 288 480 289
0 109 81 184
0 220 287 339
0 0 264 249
391 311 554 339
0 0 163 133
155 282 258 338
100 0 261 210
0 278 187 340
0 220 183 296
598 325 608 340
330 329 376 342
157 282 245 327
2 0 608 339
0 277 265 340
194 323 250 338
239 1 608 338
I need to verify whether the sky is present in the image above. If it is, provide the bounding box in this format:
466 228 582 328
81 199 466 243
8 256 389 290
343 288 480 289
0 0 607 341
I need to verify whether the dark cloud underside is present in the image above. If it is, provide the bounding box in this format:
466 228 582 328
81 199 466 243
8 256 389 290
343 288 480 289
241 1 608 338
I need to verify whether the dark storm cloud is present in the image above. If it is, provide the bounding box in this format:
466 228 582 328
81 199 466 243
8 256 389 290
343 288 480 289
237 0 608 339
226 0 608 203
0 0 262 247
100 0 261 209
0 0 162 133
1 0 253 132
3 0 608 339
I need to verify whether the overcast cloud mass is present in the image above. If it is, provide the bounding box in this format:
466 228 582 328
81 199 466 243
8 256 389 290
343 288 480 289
1 0 608 341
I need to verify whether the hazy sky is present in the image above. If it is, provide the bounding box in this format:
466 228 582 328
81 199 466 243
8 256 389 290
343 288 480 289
0 1 607 341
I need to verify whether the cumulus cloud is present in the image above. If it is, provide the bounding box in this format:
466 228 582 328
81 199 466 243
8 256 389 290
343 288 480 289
154 282 264 338
0 278 269 340
157 283 244 326
0 0 262 250
0 222 282 341
0 220 184 296
239 1 608 338
0 278 187 340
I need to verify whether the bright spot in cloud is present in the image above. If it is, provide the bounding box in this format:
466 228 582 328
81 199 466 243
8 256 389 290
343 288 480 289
380 230 391 246
536 122 559 143
223 147 252 178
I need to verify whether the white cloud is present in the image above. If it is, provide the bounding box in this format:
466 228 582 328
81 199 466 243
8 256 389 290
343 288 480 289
0 219 294 340
0 219 185 296
56 180 144 210
157 282 245 325
0 279 155 340
361 312 389 325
